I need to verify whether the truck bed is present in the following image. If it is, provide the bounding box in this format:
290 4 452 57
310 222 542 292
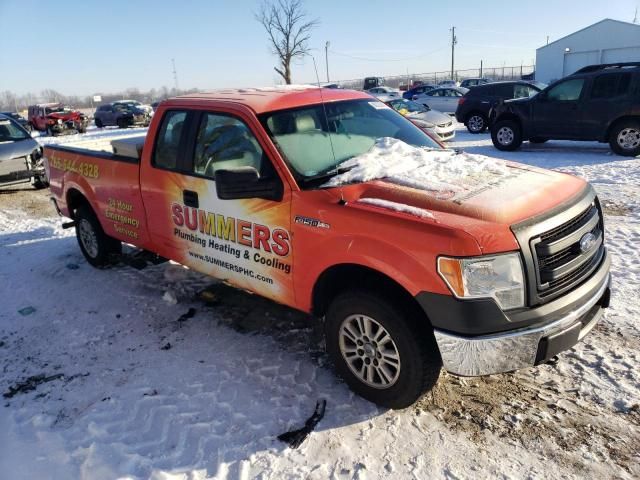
44 132 151 248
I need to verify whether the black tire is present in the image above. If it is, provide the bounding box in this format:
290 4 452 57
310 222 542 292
491 120 523 151
32 177 49 189
609 120 640 157
529 137 548 144
77 127 86 134
74 205 121 268
465 112 488 134
117 118 129 129
47 126 56 137
325 291 441 409
95 118 103 128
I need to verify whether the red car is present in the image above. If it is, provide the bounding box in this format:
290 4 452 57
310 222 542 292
28 103 89 136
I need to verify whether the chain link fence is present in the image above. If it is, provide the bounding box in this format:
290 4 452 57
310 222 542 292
336 65 536 90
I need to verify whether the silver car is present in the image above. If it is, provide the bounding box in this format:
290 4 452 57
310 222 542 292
382 97 455 142
412 86 469 114
0 114 47 188
366 86 401 99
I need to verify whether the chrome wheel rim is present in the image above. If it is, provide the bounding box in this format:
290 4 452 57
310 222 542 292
468 115 484 132
339 314 401 389
617 128 640 150
78 219 99 258
497 126 514 145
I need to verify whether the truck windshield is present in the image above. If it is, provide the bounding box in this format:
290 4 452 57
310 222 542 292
0 118 30 142
260 99 441 186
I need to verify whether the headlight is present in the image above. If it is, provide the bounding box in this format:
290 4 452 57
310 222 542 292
57 119 63 124
437 253 525 310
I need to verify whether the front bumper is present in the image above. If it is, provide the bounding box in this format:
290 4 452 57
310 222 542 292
422 249 611 376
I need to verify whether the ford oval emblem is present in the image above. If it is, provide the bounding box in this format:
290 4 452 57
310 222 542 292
579 232 597 253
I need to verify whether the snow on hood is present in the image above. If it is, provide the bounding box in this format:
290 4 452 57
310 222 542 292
358 197 435 219
322 137 509 198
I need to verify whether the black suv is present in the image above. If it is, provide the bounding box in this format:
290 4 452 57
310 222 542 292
490 63 640 156
455 81 544 133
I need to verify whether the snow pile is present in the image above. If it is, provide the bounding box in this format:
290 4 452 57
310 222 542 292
358 197 436 219
323 137 510 196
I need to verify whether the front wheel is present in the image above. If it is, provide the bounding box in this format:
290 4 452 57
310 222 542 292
491 120 523 151
325 291 441 409
609 121 640 157
75 205 121 268
466 113 488 133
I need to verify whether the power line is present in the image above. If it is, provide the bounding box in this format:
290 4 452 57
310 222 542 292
327 46 449 63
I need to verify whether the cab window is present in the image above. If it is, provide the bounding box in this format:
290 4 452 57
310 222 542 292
153 110 187 170
547 79 585 101
192 113 272 179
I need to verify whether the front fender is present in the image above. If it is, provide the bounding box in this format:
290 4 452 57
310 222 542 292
295 234 464 312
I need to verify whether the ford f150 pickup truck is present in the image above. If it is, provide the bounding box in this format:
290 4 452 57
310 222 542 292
44 87 611 409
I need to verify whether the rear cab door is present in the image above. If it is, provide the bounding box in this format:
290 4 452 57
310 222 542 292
139 103 296 306
579 71 634 139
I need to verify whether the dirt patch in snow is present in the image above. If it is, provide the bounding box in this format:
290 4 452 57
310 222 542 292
601 199 633 217
0 186 52 218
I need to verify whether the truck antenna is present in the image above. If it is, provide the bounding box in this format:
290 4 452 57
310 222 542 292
311 55 345 204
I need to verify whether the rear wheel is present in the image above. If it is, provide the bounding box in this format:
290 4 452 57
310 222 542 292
47 126 56 137
466 113 488 133
325 291 441 409
95 118 103 128
491 120 522 151
609 121 640 157
75 205 121 268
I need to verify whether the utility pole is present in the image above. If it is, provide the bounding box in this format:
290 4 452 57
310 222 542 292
634 6 638 24
450 26 457 80
546 35 549 45
171 58 179 92
480 60 483 78
325 41 330 82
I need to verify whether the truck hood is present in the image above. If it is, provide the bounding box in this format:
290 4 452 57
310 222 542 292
323 138 586 227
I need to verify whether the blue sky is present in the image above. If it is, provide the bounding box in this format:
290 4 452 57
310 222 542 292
0 0 637 95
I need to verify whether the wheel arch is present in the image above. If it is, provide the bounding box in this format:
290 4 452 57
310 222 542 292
311 263 432 327
66 187 92 219
605 115 640 142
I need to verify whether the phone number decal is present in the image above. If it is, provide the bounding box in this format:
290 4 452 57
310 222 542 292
50 157 100 179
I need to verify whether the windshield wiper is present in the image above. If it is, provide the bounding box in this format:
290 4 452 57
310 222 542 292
301 165 353 186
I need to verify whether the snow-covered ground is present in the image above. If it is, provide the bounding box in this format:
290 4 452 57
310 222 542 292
1 125 639 479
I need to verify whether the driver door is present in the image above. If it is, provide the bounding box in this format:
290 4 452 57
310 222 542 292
532 78 586 138
141 108 295 305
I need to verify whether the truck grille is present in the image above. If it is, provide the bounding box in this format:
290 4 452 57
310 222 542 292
531 203 604 298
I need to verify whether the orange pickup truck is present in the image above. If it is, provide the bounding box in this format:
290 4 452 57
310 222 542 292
45 87 611 408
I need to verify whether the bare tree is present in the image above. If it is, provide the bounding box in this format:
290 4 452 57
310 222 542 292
256 0 318 84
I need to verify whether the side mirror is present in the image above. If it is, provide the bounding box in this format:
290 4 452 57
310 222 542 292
215 166 283 201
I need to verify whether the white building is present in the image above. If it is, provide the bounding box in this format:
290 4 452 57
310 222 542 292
536 19 640 84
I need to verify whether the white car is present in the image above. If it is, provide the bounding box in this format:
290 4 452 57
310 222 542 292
438 80 459 87
366 86 401 99
412 87 469 115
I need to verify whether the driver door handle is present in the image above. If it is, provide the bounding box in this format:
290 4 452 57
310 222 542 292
183 190 199 208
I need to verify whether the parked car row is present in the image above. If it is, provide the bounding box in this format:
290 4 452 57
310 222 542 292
490 62 640 156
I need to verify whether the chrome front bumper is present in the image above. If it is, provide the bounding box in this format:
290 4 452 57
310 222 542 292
433 271 610 376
